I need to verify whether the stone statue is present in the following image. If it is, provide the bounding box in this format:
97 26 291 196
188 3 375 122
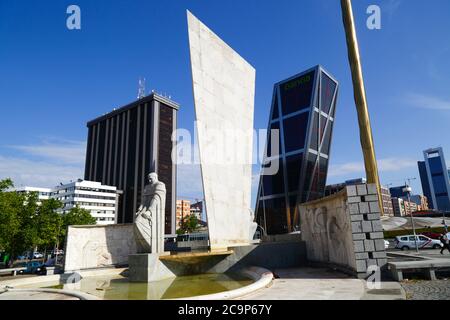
134 172 166 254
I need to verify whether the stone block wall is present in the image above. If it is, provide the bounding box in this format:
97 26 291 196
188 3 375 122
64 224 137 273
346 183 387 273
300 183 386 278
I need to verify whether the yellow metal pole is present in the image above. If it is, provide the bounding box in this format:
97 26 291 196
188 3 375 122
340 0 384 215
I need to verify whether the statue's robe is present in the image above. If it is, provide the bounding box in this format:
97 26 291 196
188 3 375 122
134 181 166 254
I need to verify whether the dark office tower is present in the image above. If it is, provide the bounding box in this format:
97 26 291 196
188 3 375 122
418 148 450 212
418 161 433 209
84 93 179 235
255 66 339 235
389 185 408 199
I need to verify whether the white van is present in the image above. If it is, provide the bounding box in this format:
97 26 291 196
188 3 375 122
394 235 443 250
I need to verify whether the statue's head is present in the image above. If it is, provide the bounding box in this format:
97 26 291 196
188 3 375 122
148 172 158 184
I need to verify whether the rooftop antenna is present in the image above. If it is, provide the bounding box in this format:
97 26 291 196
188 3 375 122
137 77 146 99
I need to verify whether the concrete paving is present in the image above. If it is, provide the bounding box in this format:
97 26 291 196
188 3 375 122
362 281 406 300
387 248 450 260
0 274 37 282
382 216 450 231
0 290 79 300
381 216 408 230
236 268 405 300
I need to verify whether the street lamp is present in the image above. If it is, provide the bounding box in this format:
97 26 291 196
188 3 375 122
403 184 419 253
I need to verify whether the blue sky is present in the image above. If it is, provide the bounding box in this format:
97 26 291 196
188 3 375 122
1 0 449 205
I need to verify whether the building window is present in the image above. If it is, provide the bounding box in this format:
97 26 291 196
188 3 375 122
283 112 309 153
280 70 315 115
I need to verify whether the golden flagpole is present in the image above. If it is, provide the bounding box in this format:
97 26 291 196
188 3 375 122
340 0 384 214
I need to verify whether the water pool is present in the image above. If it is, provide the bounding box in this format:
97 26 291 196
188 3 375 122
23 273 253 300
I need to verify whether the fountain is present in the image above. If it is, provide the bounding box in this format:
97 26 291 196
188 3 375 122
0 11 306 300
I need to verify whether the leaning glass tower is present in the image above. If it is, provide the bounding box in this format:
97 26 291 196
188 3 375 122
255 65 339 235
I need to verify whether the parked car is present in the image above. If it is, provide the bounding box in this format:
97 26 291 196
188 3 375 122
394 235 443 250
19 261 43 274
33 252 44 259
420 232 441 240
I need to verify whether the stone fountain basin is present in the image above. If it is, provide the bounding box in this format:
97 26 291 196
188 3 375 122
0 266 273 300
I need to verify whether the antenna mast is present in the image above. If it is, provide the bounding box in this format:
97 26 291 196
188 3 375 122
137 77 146 99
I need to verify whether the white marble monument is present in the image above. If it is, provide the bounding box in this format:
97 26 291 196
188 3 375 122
187 11 256 251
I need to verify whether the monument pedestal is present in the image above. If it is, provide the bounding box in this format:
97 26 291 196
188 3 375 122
128 253 175 283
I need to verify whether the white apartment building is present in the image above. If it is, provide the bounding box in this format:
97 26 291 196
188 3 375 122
16 187 52 205
16 180 119 225
52 180 118 225
391 197 418 217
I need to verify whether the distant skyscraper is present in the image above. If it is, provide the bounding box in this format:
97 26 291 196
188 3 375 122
389 185 409 199
255 65 339 235
418 147 450 212
84 93 179 235
418 161 433 209
409 194 429 211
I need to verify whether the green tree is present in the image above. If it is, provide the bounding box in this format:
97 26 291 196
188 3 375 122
0 178 13 191
0 179 21 256
34 198 63 250
0 179 97 264
14 191 40 252
0 178 39 262
177 214 200 235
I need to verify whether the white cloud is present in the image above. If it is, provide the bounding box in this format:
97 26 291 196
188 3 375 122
0 155 83 188
0 139 86 188
328 157 417 177
9 140 86 164
176 164 203 200
378 158 417 171
405 93 450 111
328 162 364 177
